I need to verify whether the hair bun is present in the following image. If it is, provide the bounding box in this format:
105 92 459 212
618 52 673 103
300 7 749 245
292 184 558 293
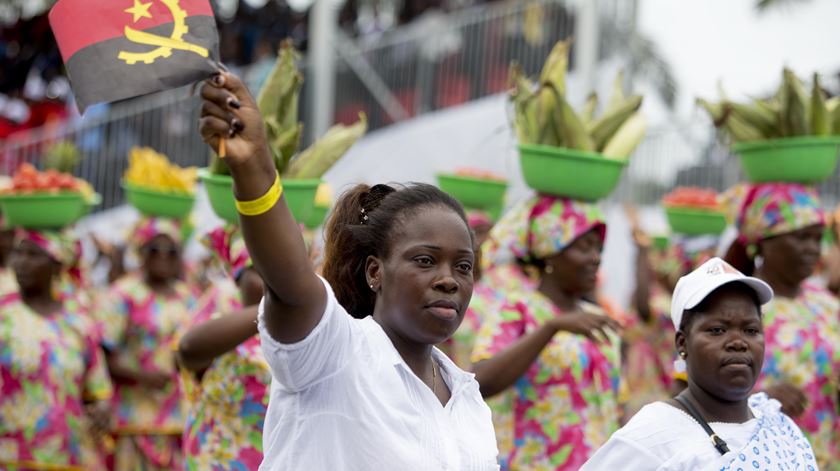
360 184 395 216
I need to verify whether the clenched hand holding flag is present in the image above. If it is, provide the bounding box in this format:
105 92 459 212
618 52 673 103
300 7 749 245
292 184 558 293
49 0 220 112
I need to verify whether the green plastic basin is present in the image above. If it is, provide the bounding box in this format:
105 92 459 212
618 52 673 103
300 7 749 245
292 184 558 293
518 144 627 200
664 207 727 236
437 174 507 209
0 192 87 229
284 179 321 223
733 137 840 183
199 170 320 224
122 182 195 219
304 204 330 229
199 169 238 224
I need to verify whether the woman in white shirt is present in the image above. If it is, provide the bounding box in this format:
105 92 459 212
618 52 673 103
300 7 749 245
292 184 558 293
198 71 499 470
582 258 818 470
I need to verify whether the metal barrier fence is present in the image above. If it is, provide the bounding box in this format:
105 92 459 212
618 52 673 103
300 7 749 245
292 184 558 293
4 0 839 214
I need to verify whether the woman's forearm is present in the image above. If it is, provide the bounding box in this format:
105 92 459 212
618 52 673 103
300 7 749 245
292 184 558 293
178 306 259 372
472 321 559 398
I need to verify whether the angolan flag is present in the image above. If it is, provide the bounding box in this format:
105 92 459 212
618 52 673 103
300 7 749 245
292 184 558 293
49 0 220 112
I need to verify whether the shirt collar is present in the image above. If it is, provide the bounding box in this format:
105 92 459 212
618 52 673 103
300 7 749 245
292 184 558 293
364 317 476 393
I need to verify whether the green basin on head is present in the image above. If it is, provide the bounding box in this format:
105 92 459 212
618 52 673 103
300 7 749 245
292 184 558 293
199 169 238 224
733 136 840 183
664 207 727 236
0 192 87 229
122 182 195 219
283 179 321 223
437 173 507 209
518 144 627 201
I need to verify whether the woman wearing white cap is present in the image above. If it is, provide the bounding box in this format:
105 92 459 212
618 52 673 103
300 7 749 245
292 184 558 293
582 258 819 470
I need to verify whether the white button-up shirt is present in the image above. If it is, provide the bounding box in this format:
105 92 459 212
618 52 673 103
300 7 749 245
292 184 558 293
257 278 500 471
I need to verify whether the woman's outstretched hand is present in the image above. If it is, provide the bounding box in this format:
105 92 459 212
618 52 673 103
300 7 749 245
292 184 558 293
199 72 270 169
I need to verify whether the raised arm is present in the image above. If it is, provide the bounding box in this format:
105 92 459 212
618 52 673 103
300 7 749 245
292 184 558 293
198 72 325 343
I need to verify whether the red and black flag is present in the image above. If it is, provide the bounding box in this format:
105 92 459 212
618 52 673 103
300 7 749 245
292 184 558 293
49 0 220 112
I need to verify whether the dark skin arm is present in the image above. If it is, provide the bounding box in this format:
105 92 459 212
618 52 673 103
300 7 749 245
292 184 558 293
472 310 620 398
632 243 653 323
199 72 325 343
177 305 259 373
763 382 808 418
104 351 170 389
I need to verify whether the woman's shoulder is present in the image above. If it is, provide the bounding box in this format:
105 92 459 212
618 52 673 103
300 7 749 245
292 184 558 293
799 279 839 307
612 402 707 454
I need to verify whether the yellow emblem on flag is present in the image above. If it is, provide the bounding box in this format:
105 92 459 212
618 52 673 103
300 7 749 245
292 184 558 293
118 0 209 65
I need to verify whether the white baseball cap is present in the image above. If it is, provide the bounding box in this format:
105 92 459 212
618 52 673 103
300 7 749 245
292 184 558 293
670 257 773 329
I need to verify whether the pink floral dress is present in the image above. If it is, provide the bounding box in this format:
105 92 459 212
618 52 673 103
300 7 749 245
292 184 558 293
0 267 16 297
180 281 271 470
756 281 840 469
471 267 622 471
95 273 197 470
621 284 676 417
0 292 113 470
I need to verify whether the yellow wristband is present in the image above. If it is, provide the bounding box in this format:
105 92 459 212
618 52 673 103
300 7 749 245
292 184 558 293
235 172 283 216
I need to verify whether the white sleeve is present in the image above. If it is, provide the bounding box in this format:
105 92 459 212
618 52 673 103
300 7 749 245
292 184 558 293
580 435 662 471
257 276 356 392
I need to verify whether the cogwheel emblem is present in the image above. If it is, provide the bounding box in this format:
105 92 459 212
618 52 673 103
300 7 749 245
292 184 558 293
118 0 209 65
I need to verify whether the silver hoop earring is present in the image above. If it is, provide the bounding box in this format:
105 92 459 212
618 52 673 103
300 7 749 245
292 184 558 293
544 265 554 274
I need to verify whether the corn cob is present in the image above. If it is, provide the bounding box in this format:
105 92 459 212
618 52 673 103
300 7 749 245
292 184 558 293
605 69 626 113
724 113 765 143
602 113 647 160
548 83 593 152
257 39 302 130
810 73 829 136
587 95 643 151
539 39 570 98
536 85 563 147
828 97 840 135
285 114 367 179
580 92 599 126
725 101 777 138
780 68 809 136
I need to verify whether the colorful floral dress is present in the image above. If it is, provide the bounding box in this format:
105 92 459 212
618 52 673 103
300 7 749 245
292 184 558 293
621 284 676 417
471 268 623 471
95 273 197 471
445 279 515 463
180 280 271 470
0 292 113 470
0 267 17 297
756 280 840 469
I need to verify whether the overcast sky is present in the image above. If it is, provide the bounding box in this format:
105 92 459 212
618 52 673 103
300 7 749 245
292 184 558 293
638 0 837 118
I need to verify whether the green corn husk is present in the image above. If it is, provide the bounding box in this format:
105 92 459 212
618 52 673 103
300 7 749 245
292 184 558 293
535 85 563 147
725 100 778 138
587 95 643 151
811 73 829 136
548 83 593 152
724 113 765 143
509 64 539 144
285 114 368 179
580 92 599 125
44 141 81 173
697 98 725 123
780 68 810 136
605 69 626 114
538 39 570 98
828 97 840 135
257 40 302 130
507 40 644 157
